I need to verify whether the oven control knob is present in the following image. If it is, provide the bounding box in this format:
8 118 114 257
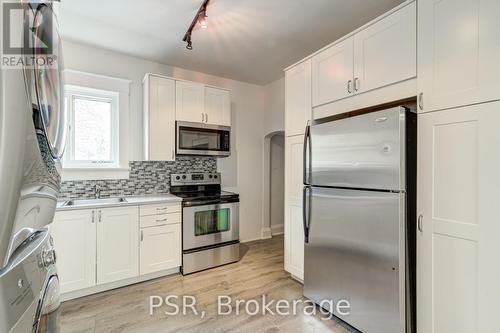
214 175 218 179
176 176 180 180
209 175 213 179
182 175 187 180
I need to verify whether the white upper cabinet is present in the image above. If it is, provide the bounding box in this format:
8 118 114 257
285 59 312 136
312 37 354 107
354 2 416 94
205 87 231 126
96 206 139 285
51 210 96 294
176 81 205 123
143 74 176 161
418 0 500 112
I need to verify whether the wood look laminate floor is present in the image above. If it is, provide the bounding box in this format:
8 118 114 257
60 236 354 333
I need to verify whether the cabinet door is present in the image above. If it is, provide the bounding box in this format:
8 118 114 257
285 59 311 136
176 81 205 123
51 210 96 293
284 135 305 280
418 0 500 112
418 101 500 333
353 2 416 94
140 224 181 275
205 87 231 126
144 75 175 161
312 37 354 107
96 206 139 284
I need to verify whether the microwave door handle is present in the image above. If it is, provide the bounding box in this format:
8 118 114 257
303 122 311 185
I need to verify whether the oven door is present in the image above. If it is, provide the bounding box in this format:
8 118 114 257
183 202 239 250
177 122 230 157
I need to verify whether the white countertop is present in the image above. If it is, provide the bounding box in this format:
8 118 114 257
56 194 182 211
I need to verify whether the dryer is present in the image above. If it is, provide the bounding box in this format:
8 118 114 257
0 0 65 331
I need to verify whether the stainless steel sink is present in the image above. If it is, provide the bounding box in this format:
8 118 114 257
63 197 127 207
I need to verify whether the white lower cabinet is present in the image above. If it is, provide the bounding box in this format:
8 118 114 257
51 209 96 294
284 135 305 280
96 207 139 285
417 101 500 332
140 224 181 275
51 202 182 298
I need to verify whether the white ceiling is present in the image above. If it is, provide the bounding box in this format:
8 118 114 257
58 0 405 85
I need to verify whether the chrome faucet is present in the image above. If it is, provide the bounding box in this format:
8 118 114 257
94 184 102 199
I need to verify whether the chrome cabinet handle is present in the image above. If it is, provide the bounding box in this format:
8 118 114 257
347 80 353 94
354 78 360 92
418 214 423 232
202 113 205 123
418 93 424 111
91 211 95 223
156 218 168 223
172 150 175 160
141 230 144 242
205 113 209 123
156 207 168 212
98 210 102 223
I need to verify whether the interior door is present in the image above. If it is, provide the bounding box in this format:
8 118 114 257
312 36 354 107
176 81 205 123
353 2 416 94
304 187 405 333
418 102 500 333
418 0 500 112
97 207 139 284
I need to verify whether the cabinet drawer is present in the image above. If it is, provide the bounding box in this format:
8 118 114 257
140 212 181 228
140 203 181 216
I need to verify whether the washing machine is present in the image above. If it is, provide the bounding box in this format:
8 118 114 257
0 0 65 331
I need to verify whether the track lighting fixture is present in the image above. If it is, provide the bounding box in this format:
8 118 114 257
183 0 211 50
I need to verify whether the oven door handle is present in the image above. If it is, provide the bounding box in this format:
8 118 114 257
183 198 240 207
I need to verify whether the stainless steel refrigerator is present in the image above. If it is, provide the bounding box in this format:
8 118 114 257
303 107 416 333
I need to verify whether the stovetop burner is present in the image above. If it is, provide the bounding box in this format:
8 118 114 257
170 173 239 206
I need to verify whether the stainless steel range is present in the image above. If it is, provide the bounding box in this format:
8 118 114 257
170 173 240 275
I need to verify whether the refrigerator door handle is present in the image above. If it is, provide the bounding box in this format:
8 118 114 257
303 186 311 243
303 122 311 185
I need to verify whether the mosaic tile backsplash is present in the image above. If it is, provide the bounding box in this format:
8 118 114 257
59 157 217 200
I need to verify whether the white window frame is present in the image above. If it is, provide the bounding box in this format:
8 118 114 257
63 85 120 169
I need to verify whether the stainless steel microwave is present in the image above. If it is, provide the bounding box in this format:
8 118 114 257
176 121 231 157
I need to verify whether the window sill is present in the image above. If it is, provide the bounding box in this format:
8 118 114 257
61 167 130 181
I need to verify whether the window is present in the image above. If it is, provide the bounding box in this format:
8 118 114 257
64 86 119 169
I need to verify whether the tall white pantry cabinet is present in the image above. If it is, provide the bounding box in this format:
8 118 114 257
417 0 500 332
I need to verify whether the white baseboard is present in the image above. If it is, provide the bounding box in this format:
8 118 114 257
261 227 272 239
271 224 284 236
61 267 180 302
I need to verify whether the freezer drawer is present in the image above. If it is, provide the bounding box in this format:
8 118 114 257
310 107 407 191
304 187 405 333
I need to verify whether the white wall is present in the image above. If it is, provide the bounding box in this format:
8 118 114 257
270 133 284 235
263 77 285 136
62 40 267 242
